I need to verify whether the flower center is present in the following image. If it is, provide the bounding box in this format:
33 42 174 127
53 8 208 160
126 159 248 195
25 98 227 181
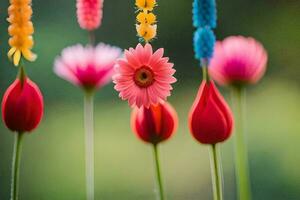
134 66 155 88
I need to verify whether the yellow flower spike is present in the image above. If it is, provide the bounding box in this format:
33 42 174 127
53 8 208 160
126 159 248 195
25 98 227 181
137 12 156 25
136 24 157 42
135 0 156 11
8 0 36 66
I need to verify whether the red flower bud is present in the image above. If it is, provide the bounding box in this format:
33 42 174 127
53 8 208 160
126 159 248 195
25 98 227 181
131 102 178 145
2 78 44 133
189 80 233 144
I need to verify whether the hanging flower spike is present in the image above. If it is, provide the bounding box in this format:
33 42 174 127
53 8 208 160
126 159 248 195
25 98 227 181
2 77 43 133
76 0 103 31
136 0 156 11
113 43 176 108
194 27 216 62
54 43 122 93
8 0 37 66
209 36 268 86
135 0 157 42
189 80 233 144
131 102 178 145
193 0 217 28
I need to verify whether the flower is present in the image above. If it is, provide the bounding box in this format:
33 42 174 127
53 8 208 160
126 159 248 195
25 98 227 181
209 36 268 86
2 77 44 133
189 80 233 144
7 0 37 66
193 0 217 28
194 27 216 62
76 0 103 31
136 24 157 42
113 43 176 108
136 0 156 11
135 0 157 42
54 43 122 92
136 12 156 25
131 102 178 145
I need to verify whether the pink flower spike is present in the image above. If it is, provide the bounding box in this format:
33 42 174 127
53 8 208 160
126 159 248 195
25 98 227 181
76 0 103 31
113 43 177 108
54 43 122 92
209 36 268 86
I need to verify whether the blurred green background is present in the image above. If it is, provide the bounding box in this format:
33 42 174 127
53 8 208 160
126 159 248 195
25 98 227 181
0 0 300 199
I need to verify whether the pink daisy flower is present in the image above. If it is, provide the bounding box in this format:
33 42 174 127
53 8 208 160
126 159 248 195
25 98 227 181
54 43 122 92
209 36 268 86
76 0 103 31
113 43 176 108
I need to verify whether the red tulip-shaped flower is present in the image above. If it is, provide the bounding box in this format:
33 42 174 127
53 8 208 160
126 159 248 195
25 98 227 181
189 80 233 144
2 77 44 133
131 102 178 145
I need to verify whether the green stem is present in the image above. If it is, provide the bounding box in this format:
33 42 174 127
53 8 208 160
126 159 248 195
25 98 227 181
231 86 251 200
209 144 223 200
201 59 210 81
11 133 24 200
153 145 165 200
84 93 95 200
88 31 96 46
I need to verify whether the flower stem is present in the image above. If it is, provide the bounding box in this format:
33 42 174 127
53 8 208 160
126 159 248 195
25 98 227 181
153 144 165 200
201 59 210 81
209 144 223 200
11 132 24 200
84 93 95 200
231 86 251 200
88 31 96 46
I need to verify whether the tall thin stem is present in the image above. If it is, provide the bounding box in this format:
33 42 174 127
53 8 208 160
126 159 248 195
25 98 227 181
209 144 223 200
231 86 251 200
11 133 24 200
88 31 96 46
84 93 95 200
153 145 165 200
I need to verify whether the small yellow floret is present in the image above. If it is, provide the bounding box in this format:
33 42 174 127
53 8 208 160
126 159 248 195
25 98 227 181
135 0 156 11
136 24 157 42
7 0 36 66
137 12 156 24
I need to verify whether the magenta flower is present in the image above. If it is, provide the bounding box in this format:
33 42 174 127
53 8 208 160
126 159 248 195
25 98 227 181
54 43 122 92
113 43 176 108
209 36 268 86
76 0 103 31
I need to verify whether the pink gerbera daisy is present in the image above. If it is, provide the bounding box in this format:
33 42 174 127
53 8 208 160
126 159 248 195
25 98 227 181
54 43 122 92
113 43 176 108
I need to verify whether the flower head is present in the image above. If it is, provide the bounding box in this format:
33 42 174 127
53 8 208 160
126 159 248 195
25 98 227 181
7 0 37 66
54 43 122 92
209 36 268 86
193 0 217 28
2 77 44 133
136 0 156 11
76 0 103 31
136 24 157 42
131 102 178 145
194 27 216 62
113 43 176 108
189 80 233 144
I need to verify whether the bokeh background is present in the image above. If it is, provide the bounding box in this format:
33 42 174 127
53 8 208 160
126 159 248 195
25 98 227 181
0 0 299 199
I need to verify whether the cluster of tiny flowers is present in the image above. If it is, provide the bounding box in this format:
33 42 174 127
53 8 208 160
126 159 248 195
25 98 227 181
7 0 37 66
135 0 157 42
192 0 217 64
76 0 103 31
